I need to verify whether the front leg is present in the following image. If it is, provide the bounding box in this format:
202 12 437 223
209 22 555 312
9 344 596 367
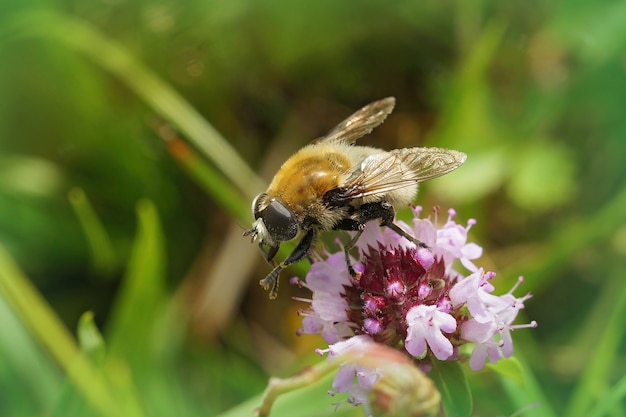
259 229 316 299
258 243 279 267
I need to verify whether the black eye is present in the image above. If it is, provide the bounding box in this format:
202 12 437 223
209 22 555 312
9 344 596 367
260 198 298 241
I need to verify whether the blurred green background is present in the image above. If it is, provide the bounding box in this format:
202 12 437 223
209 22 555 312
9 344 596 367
1 0 625 416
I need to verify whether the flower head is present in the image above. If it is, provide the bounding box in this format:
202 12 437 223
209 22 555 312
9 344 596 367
293 206 535 408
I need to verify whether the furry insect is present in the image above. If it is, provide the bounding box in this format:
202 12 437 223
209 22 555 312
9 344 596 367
245 97 466 299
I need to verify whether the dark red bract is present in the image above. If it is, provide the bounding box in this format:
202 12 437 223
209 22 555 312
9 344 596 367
343 243 453 347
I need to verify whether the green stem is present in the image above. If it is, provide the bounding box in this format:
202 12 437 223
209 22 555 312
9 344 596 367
254 361 337 417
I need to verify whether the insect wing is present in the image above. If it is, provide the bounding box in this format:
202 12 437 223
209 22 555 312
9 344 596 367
340 147 466 200
319 97 396 145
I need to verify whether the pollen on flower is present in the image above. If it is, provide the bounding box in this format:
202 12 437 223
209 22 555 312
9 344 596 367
292 206 535 410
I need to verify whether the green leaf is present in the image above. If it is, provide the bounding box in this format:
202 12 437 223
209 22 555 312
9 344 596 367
68 188 117 276
430 360 472 417
498 354 558 417
77 311 106 366
587 373 626 417
105 199 166 370
0 293 62 415
0 244 142 417
565 266 626 417
487 357 525 388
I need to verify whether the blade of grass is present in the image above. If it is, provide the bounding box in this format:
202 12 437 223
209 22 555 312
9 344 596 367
158 126 250 223
564 265 626 417
106 199 166 368
85 200 191 417
587 373 626 417
1 9 264 200
78 311 107 365
68 187 117 276
0 244 145 417
0 293 62 414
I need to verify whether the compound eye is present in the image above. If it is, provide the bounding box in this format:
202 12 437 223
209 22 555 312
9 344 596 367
251 193 267 219
260 198 298 241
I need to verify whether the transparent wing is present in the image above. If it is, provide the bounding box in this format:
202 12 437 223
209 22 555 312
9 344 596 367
337 147 466 200
318 97 396 145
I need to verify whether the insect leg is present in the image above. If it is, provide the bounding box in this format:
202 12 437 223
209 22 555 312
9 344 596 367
259 229 316 299
344 201 428 248
333 201 428 276
387 222 428 248
376 202 428 248
344 228 364 277
258 243 279 266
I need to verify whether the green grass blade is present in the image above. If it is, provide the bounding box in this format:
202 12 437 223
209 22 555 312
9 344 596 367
587 373 626 417
68 188 117 276
0 9 264 200
78 311 107 366
50 312 108 417
0 244 142 417
0 292 62 415
163 134 250 223
106 199 166 368
565 266 626 417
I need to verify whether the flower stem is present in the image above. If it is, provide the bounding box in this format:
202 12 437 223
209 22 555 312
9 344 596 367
254 361 337 417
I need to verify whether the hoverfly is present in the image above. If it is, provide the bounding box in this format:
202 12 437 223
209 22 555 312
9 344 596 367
245 97 466 298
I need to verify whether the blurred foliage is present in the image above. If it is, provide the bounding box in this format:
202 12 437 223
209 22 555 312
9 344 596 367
1 0 625 416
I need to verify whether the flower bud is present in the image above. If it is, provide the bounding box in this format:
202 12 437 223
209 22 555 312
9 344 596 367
369 363 441 417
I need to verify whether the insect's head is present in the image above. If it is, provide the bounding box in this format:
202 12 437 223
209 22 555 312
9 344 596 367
244 193 299 247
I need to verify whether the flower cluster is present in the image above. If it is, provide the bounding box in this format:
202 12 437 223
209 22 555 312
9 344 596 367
292 206 536 407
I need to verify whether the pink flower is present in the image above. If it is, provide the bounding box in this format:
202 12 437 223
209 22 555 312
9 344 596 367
410 207 482 275
459 277 537 370
293 207 535 408
316 336 381 406
434 208 482 273
405 304 456 360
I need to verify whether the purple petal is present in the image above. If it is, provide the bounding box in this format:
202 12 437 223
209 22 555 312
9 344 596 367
312 291 349 322
426 326 454 360
461 242 483 260
461 319 496 343
434 309 457 333
332 365 357 392
405 327 427 358
469 344 488 371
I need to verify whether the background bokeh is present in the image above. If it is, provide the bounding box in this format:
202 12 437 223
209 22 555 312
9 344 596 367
1 1 625 416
